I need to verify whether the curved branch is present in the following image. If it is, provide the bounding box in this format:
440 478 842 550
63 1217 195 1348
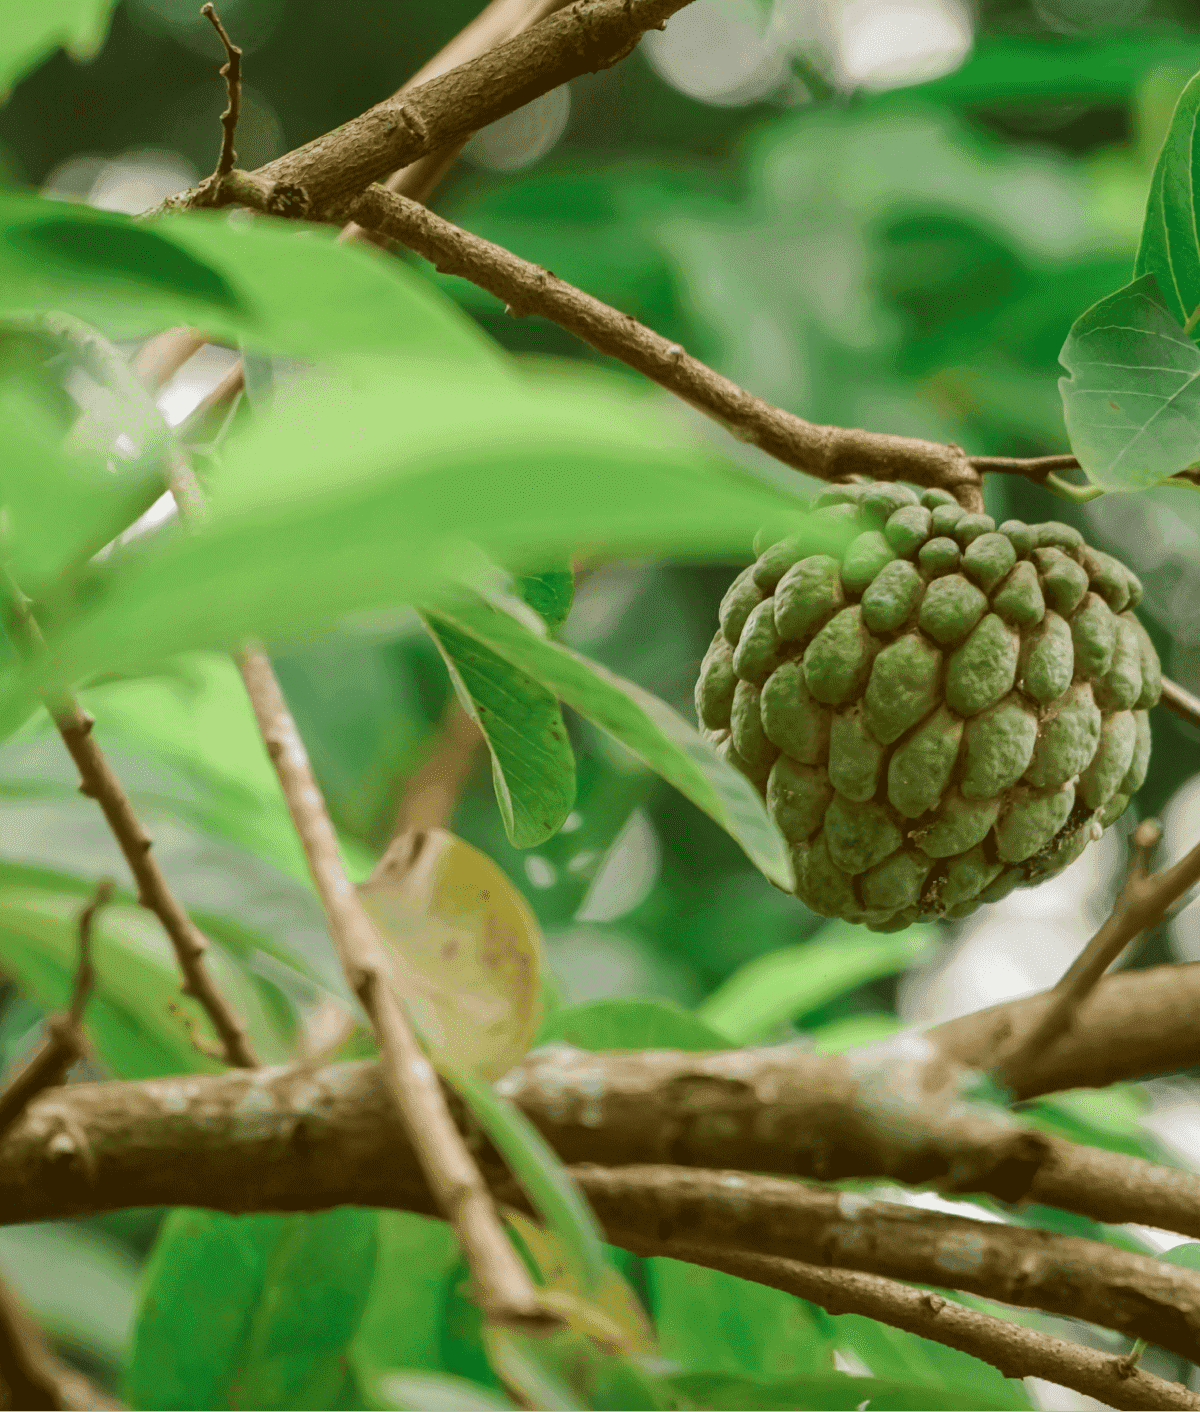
628 1243 1200 1412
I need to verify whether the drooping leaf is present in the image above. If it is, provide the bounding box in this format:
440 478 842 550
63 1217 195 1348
695 922 936 1044
536 997 731 1052
446 1066 605 1294
1059 273 1200 489
14 358 827 739
358 828 544 1081
0 0 118 100
0 192 502 364
1135 67 1200 333
426 593 793 888
424 614 576 849
123 1208 378 1411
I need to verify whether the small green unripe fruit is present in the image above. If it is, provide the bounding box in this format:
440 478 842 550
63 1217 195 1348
696 482 1159 930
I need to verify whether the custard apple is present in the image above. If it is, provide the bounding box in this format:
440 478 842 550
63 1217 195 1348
696 482 1160 931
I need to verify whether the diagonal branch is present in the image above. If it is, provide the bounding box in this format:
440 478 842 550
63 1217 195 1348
200 4 241 180
0 568 257 1070
631 1243 1200 1412
0 879 111 1140
0 1279 124 1411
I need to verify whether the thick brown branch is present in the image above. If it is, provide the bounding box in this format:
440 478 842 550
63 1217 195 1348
0 1280 124 1411
0 572 256 1070
345 184 986 509
0 880 111 1140
586 1166 1200 1361
234 647 543 1327
158 0 699 216
628 1244 1200 1412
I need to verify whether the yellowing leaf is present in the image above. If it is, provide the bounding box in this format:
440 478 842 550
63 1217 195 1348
357 828 543 1080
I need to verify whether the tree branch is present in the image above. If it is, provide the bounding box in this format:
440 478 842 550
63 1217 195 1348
154 0 699 217
0 569 257 1070
626 1243 1200 1412
0 879 111 1140
1162 676 1200 734
392 698 482 838
199 4 241 181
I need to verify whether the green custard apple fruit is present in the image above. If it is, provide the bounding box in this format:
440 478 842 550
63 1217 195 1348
696 481 1160 931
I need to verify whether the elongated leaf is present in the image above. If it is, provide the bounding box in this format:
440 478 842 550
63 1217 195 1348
1135 68 1200 333
0 0 117 98
536 997 731 1052
0 192 500 363
447 1065 606 1294
425 615 576 848
0 867 290 1077
124 1208 378 1411
696 922 935 1044
1059 273 1200 489
16 359 822 740
425 594 793 888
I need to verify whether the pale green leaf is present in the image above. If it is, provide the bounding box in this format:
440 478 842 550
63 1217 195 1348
0 0 117 100
1135 67 1200 332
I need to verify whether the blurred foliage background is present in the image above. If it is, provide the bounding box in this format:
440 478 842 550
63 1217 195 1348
6 0 1200 1402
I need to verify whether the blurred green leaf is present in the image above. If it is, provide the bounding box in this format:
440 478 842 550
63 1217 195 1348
0 1221 138 1367
1059 274 1200 489
1159 1242 1200 1271
648 1258 833 1380
350 1213 461 1398
0 192 502 362
15 359 824 738
1136 67 1200 333
514 565 575 636
664 1369 1022 1410
445 1065 605 1295
0 0 118 100
371 1372 513 1411
536 997 730 1051
0 865 291 1077
425 615 576 849
428 594 793 888
124 1208 378 1411
695 923 936 1044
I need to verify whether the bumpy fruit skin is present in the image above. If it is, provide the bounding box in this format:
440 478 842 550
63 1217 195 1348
696 482 1160 931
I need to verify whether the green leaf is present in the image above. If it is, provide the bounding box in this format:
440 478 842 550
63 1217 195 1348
648 1258 834 1380
350 1213 461 1396
424 615 576 849
1159 1242 1200 1271
515 565 575 636
0 866 290 1077
696 922 936 1045
0 0 117 100
1059 273 1200 489
445 1065 606 1295
536 997 731 1052
17 359 829 740
1135 67 1200 334
426 594 793 889
0 1222 138 1367
0 193 502 364
664 1370 1022 1410
371 1372 513 1411
124 1208 378 1411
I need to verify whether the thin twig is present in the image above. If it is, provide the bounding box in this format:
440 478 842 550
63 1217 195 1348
0 1279 124 1411
1162 676 1200 733
0 880 112 1140
0 568 257 1070
392 699 482 840
200 4 241 180
233 644 545 1326
623 1243 1200 1412
996 825 1200 1092
345 183 987 507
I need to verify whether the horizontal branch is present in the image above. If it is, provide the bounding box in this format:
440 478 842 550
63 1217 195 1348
157 0 698 216
344 184 986 510
586 1165 1200 1361
633 1243 1200 1412
6 1045 1200 1246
